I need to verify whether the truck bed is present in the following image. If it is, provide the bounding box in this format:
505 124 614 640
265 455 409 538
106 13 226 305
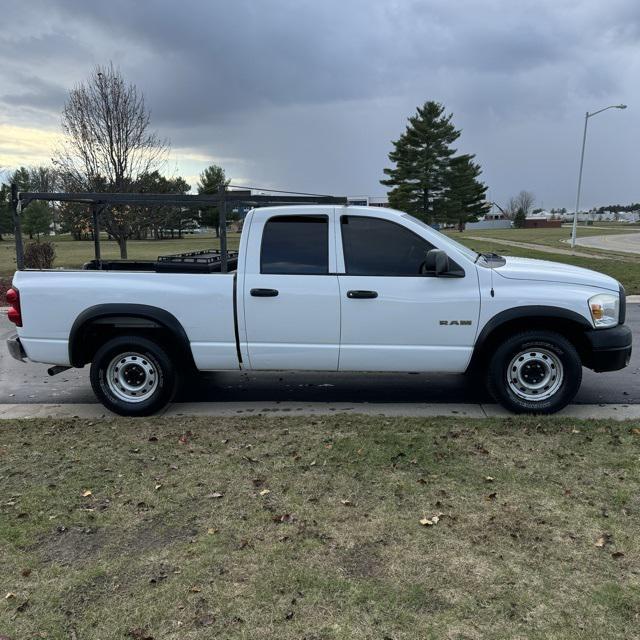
83 249 239 273
12 269 239 371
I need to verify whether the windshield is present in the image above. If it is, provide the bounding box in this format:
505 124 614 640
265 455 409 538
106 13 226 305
401 213 479 262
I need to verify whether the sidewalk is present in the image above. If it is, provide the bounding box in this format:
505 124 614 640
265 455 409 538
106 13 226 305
0 402 638 420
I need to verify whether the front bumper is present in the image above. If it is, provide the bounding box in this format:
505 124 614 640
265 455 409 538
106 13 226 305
583 324 632 372
6 334 27 362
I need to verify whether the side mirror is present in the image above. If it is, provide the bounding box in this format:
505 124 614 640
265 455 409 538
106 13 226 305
422 249 450 276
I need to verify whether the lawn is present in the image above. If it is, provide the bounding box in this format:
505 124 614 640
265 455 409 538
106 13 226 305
0 233 242 279
447 234 640 294
450 225 634 250
1 415 640 639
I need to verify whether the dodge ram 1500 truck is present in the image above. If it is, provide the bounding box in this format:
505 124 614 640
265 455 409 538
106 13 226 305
6 205 632 416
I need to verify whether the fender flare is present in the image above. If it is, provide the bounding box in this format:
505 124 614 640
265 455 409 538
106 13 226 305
69 303 193 367
469 305 592 368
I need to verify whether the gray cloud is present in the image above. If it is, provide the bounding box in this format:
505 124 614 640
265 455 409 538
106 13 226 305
0 0 638 207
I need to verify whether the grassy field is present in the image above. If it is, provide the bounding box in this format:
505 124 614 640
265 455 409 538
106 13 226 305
0 233 242 279
1 225 639 294
445 227 640 294
451 238 640 294
1 415 640 639
451 225 634 248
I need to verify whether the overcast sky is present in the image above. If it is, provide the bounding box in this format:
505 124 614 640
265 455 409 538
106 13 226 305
1 0 638 209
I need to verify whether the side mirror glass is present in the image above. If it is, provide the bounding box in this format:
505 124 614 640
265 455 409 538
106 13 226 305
422 249 450 276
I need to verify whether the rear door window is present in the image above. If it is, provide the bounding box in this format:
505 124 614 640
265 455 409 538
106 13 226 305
261 215 329 274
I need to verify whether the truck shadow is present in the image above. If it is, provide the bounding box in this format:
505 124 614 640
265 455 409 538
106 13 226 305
176 370 492 404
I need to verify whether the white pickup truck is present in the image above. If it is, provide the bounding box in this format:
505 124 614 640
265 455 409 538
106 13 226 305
6 205 632 416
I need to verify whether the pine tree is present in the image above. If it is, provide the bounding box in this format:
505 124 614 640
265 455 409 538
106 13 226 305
0 183 13 240
22 201 52 239
514 207 526 229
381 101 459 223
439 154 490 228
382 101 490 227
197 165 229 238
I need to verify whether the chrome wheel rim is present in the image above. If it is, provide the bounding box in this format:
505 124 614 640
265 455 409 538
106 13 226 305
106 352 158 403
507 348 563 401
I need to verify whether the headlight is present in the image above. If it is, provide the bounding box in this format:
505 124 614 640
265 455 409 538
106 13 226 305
589 293 619 328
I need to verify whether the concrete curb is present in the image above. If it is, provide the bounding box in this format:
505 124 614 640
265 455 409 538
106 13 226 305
0 402 638 420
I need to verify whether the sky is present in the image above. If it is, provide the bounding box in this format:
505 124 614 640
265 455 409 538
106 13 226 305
0 0 638 209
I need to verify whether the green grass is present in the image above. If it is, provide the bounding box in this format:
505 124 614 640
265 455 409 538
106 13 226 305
451 225 633 248
0 233 242 278
447 234 640 294
2 415 640 639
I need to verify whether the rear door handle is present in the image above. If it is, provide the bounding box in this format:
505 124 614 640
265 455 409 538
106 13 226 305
250 288 279 297
347 290 378 299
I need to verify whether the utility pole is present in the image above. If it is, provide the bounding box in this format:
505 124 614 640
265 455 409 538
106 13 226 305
571 104 627 249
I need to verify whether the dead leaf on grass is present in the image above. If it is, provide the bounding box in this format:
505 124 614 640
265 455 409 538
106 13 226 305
340 499 353 506
81 490 92 497
273 514 293 523
207 492 223 499
259 489 270 496
595 533 612 548
419 513 442 527
485 476 495 482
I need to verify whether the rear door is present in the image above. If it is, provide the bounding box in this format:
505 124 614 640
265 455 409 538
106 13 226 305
336 213 480 372
242 210 340 370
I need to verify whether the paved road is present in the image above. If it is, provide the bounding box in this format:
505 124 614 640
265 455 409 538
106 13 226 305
1 308 638 405
574 232 640 255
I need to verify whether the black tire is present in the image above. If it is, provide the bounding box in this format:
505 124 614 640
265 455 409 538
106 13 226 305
90 335 177 416
486 330 582 414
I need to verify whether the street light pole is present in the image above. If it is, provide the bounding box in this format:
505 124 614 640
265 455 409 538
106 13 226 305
571 104 627 249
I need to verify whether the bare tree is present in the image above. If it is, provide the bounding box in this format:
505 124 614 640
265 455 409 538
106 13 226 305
502 191 535 220
504 196 519 220
514 190 535 217
54 63 168 258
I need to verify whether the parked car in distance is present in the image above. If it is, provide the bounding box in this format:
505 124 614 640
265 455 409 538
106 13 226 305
6 205 632 415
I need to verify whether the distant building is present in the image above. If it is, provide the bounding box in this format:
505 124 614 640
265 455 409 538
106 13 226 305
347 196 389 208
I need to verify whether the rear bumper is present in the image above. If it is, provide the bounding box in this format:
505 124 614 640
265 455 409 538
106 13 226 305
6 334 27 362
583 324 632 372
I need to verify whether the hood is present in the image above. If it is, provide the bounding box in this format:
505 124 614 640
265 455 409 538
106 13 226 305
494 256 619 291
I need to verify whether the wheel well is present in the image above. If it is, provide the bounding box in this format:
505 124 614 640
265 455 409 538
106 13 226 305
69 308 196 370
468 315 591 372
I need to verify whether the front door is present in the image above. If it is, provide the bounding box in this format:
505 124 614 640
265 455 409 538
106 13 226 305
337 214 480 372
243 211 340 370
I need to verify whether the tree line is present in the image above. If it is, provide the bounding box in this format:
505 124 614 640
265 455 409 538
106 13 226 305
2 65 498 252
0 64 229 258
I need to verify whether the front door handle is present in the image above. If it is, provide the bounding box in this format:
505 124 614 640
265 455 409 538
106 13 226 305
347 290 378 299
250 288 279 297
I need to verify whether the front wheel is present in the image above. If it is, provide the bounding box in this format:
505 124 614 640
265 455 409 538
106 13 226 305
90 335 177 416
486 330 582 414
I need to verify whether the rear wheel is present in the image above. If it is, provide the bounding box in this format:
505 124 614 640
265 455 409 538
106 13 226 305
486 330 582 414
90 335 176 416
